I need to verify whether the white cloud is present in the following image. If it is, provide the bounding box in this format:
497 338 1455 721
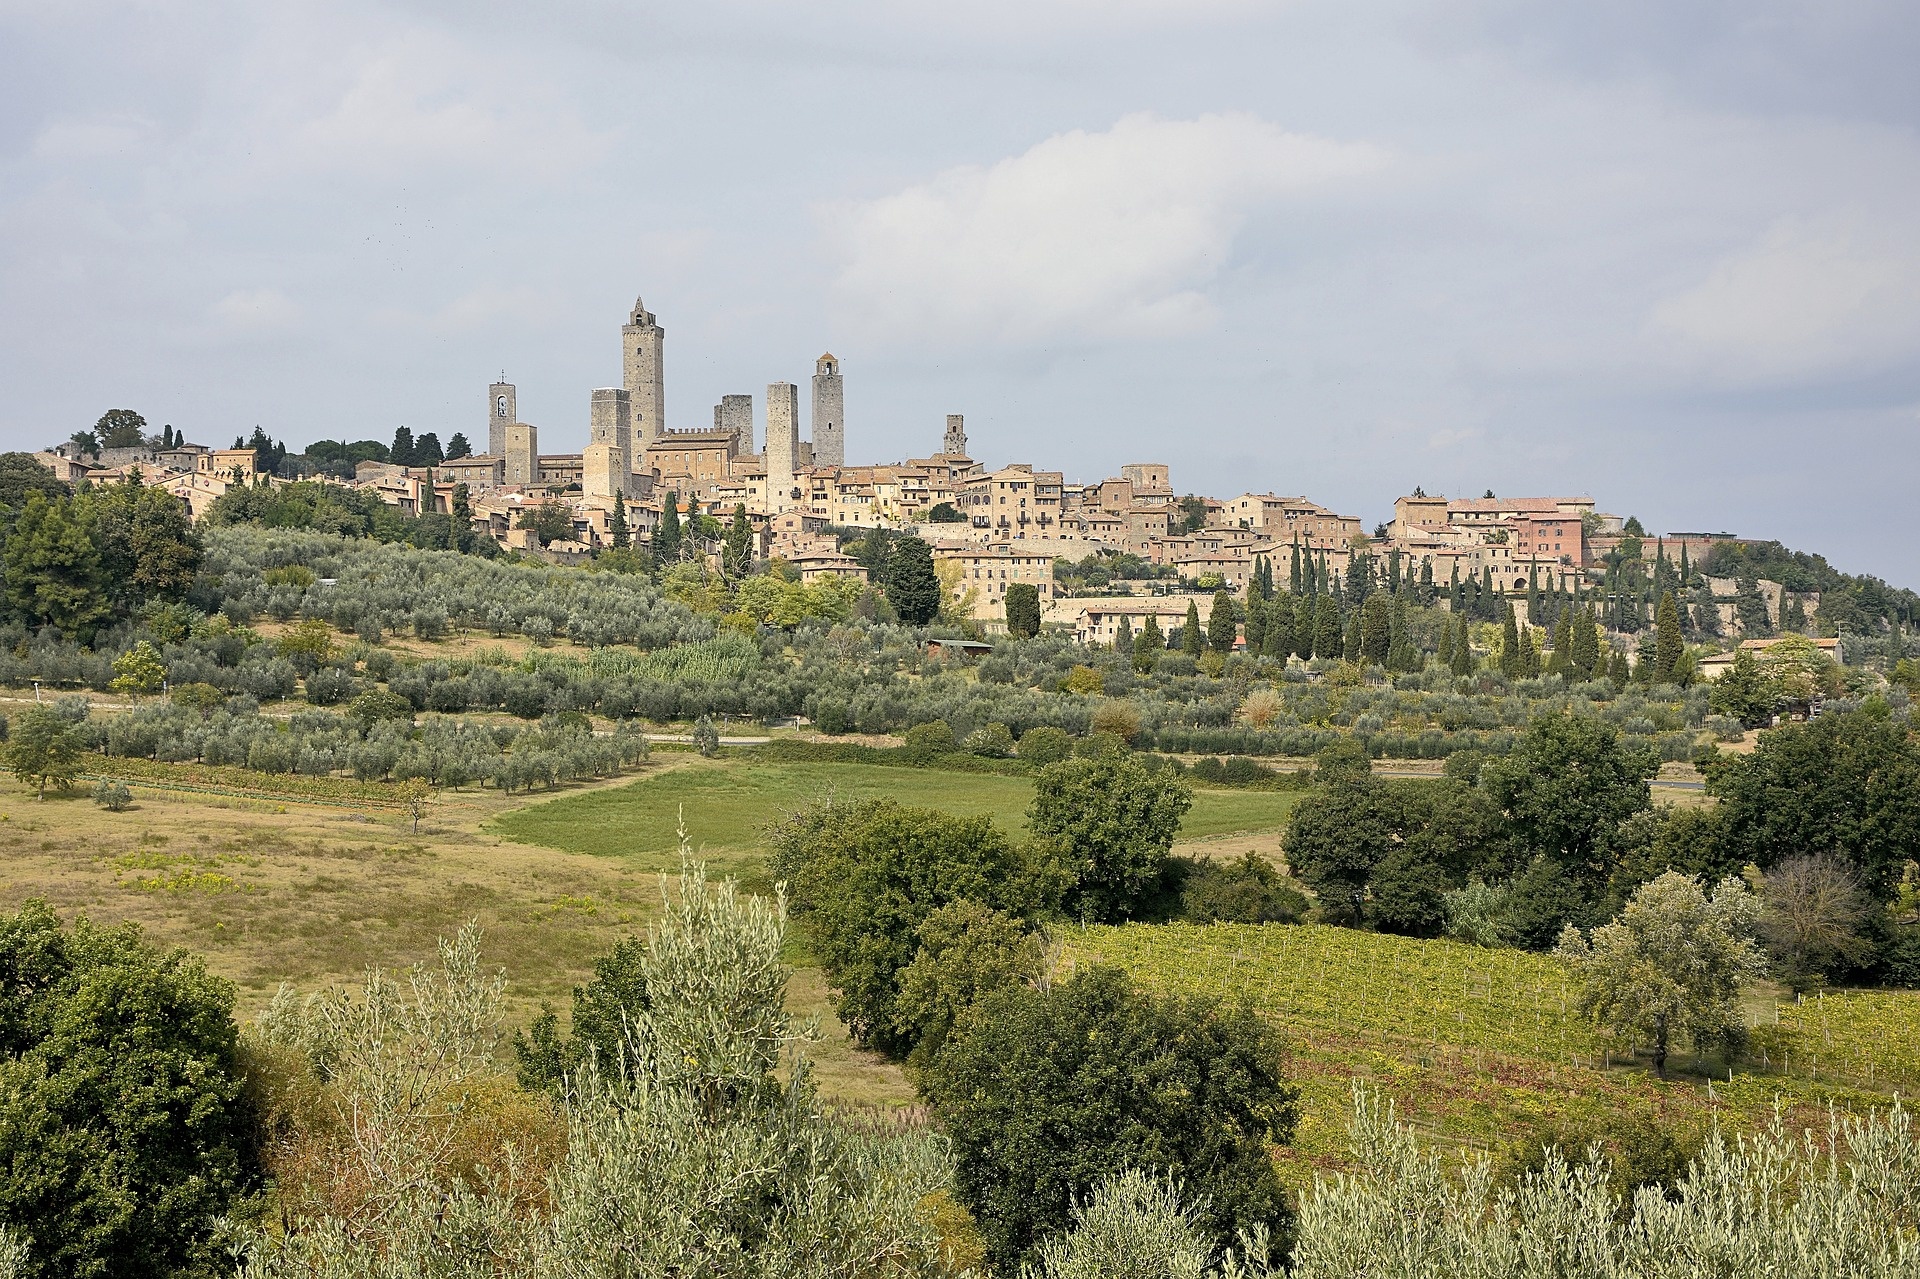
1648 212 1920 382
823 112 1387 347
30 115 157 161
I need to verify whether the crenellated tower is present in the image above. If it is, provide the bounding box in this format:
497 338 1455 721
621 297 665 448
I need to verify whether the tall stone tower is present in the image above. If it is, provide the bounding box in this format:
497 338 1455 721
811 354 844 468
584 388 632 498
765 382 800 507
943 414 968 457
488 379 516 458
621 297 665 448
504 422 539 488
715 394 754 454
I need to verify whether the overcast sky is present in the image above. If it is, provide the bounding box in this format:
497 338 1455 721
3 0 1917 584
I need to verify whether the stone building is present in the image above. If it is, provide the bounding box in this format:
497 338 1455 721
811 355 844 468
622 297 666 448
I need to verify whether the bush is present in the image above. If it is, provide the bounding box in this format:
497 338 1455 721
902 719 957 763
1181 854 1307 924
1089 699 1142 743
963 722 1014 757
1017 725 1075 765
924 966 1298 1274
91 779 132 811
303 665 358 706
347 687 413 727
0 901 256 1278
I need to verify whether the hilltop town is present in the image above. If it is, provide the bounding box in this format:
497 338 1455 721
37 293 1851 654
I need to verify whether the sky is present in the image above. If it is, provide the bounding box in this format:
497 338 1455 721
2 0 1917 585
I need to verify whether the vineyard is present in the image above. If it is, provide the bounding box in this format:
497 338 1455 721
1060 921 1920 1174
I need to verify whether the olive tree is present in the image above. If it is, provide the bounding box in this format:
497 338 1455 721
1556 871 1765 1076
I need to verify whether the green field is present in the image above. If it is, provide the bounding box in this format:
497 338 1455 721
1063 921 1920 1181
489 756 1301 881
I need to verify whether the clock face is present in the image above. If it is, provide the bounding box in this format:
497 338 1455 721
496 395 509 418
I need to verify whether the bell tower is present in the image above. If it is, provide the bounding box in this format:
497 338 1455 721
488 377 515 458
621 297 665 448
811 354 844 468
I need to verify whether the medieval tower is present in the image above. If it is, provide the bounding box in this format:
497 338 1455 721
943 414 968 457
765 382 800 506
488 379 516 458
811 354 843 468
714 394 754 454
583 387 633 497
622 298 665 447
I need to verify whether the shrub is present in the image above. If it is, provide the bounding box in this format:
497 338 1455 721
0 902 255 1278
1181 854 1307 924
691 714 720 757
302 666 357 706
91 779 132 811
1062 665 1104 695
346 687 413 727
892 900 1043 1064
964 722 1014 757
1089 699 1142 743
902 719 957 763
1017 725 1075 766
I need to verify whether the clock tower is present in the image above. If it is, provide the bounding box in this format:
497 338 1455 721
488 377 516 458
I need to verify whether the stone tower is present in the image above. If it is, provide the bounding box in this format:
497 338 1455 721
584 388 632 498
811 354 844 468
943 414 968 457
488 379 516 458
621 297 665 448
504 422 539 488
714 394 754 454
765 382 800 507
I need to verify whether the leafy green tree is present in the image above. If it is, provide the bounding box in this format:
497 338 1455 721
1480 713 1657 887
1558 871 1764 1075
1181 854 1307 924
94 408 149 449
444 431 472 460
1734 572 1772 637
1017 726 1075 765
1028 755 1193 922
892 900 1042 1063
722 503 752 578
1655 592 1684 683
1207 589 1237 654
0 901 255 1278
1704 708 1920 898
515 936 651 1091
1131 614 1163 673
884 536 941 625
1757 854 1877 993
86 476 202 610
2 706 83 799
0 453 70 509
3 491 108 638
1707 646 1777 728
517 500 574 548
109 640 167 698
1181 599 1204 656
926 501 965 522
389 425 415 467
923 967 1299 1274
1005 582 1042 638
769 799 1056 1055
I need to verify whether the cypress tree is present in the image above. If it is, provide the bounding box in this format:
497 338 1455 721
609 492 631 549
722 503 752 578
1208 590 1237 655
1527 562 1540 620
1342 609 1361 662
1115 612 1134 654
1437 611 1456 668
1264 596 1293 661
1289 539 1302 595
1360 593 1392 665
1313 595 1340 659
1499 603 1522 678
451 483 473 553
1244 593 1267 655
653 491 682 561
885 536 942 625
1521 624 1542 678
1572 606 1600 678
1182 599 1204 656
1449 614 1474 675
1134 615 1165 673
1654 592 1684 683
1294 593 1315 660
